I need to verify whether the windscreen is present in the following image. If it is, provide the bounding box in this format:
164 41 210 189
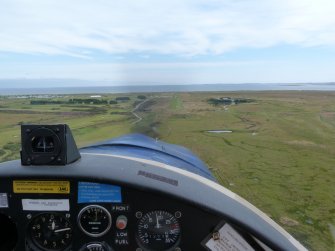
0 1 335 250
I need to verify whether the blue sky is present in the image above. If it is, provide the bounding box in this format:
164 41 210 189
1 0 335 86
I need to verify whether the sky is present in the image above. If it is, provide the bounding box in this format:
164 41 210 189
1 0 335 87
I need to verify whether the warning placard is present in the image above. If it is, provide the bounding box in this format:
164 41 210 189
22 199 69 211
13 180 70 194
204 224 255 251
78 182 121 203
0 193 8 208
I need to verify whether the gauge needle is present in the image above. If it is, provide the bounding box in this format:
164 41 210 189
54 228 71 233
43 137 46 152
156 213 160 229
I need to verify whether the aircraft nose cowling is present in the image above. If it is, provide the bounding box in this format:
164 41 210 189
80 133 216 182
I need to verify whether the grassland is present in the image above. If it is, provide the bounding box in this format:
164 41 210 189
0 91 334 250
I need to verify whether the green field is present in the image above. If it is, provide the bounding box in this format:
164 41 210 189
0 91 334 250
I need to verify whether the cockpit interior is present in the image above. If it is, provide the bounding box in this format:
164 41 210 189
0 124 307 251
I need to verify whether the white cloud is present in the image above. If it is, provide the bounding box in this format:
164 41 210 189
0 0 335 57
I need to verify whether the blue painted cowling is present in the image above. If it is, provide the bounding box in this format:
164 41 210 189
80 133 216 182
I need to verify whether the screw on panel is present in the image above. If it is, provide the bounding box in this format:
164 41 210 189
175 211 182 218
135 211 142 219
212 231 220 241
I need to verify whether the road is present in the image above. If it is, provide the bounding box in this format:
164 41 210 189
131 98 152 125
131 95 172 125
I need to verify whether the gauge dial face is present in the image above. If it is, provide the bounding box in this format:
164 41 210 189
137 210 181 251
78 205 112 237
80 242 111 251
29 213 72 251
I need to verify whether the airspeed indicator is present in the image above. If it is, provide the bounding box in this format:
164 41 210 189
136 210 181 251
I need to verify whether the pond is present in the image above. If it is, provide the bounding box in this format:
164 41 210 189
206 130 233 133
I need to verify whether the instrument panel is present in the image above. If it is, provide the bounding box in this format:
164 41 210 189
1 177 248 251
0 154 307 251
0 127 307 251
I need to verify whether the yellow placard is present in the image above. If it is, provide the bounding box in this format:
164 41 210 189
13 180 70 194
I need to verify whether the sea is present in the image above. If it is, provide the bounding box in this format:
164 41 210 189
1 83 335 95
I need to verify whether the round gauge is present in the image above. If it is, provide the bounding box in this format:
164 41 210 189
79 242 112 251
28 213 72 251
78 205 112 237
137 210 181 251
